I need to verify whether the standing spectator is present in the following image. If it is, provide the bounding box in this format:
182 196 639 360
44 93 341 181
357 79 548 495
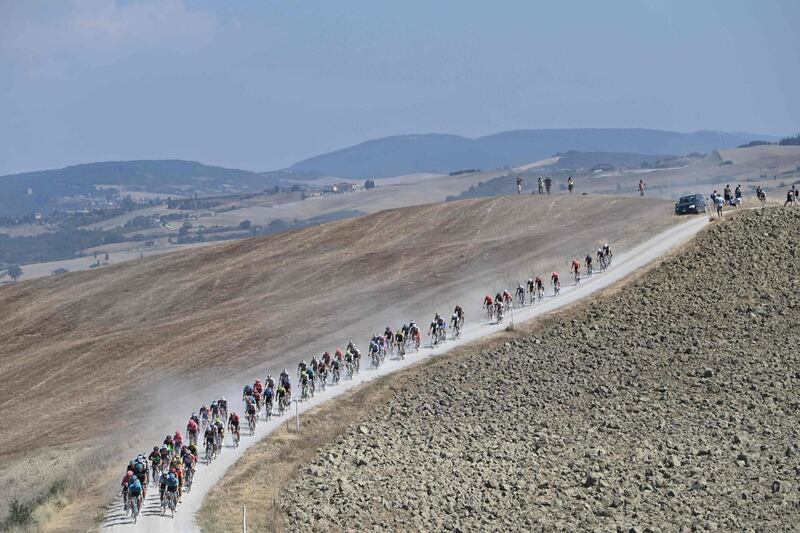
515 176 523 195
537 176 544 195
715 194 724 217
734 185 742 207
567 176 574 194
756 186 767 206
785 186 798 206
723 184 732 206
544 177 552 194
638 179 646 196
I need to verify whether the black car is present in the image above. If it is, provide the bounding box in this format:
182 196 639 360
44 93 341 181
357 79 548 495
675 194 707 215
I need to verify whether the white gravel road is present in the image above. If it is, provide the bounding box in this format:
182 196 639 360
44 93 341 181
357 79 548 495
102 215 709 532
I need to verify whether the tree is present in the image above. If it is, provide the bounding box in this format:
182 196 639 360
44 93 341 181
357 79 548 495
7 264 22 282
239 219 252 230
364 179 376 190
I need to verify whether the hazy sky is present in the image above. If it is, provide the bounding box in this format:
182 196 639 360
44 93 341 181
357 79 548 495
1 0 798 175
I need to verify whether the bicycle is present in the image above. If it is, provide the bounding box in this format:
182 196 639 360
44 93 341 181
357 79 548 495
232 427 241 447
129 493 141 523
205 442 214 464
122 487 130 515
553 280 560 296
451 323 461 340
163 490 177 518
247 413 256 435
573 270 581 284
264 398 273 420
184 468 194 493
151 462 161 486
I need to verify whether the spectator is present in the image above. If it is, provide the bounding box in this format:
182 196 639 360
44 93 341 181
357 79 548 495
723 184 732 206
734 185 742 207
537 176 544 195
567 176 574 194
544 177 552 194
638 179 646 196
785 186 797 206
715 194 724 217
516 176 523 195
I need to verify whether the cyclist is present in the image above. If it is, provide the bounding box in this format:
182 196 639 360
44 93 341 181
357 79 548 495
173 430 183 452
384 327 394 346
453 305 464 327
483 294 494 318
527 278 535 296
395 328 406 356
263 385 275 413
181 447 196 489
298 359 307 376
199 404 209 430
165 468 180 508
265 373 275 391
571 259 581 282
131 453 148 486
321 351 332 367
515 284 525 303
428 316 439 337
306 365 316 393
585 254 593 276
228 411 240 441
409 321 421 349
127 470 143 514
280 370 291 397
534 276 544 295
551 271 560 294
494 299 504 321
149 446 162 478
276 386 288 411
218 397 228 420
502 289 513 309
299 370 310 398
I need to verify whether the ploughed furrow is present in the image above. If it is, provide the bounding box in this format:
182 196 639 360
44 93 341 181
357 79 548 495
282 207 800 532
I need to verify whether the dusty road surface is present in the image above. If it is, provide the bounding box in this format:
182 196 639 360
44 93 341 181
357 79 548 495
279 207 800 532
0 195 680 529
100 214 707 532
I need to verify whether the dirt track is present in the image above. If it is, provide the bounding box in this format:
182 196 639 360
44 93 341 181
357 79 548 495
0 195 678 528
282 207 800 532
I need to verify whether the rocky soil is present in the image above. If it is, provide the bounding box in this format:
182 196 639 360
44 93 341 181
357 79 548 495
282 208 800 532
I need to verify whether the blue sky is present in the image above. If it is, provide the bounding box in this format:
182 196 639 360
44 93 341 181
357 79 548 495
1 0 798 174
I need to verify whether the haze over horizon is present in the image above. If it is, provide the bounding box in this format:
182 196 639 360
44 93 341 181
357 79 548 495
2 0 798 175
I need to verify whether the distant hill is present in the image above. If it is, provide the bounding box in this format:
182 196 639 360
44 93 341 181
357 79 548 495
291 129 777 178
0 160 281 216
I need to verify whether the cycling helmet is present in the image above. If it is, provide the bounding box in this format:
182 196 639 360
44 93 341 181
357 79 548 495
528 278 533 283
153 446 159 452
127 469 134 476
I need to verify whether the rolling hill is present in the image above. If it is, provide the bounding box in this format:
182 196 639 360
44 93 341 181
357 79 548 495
0 194 680 529
0 160 281 216
291 129 777 178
